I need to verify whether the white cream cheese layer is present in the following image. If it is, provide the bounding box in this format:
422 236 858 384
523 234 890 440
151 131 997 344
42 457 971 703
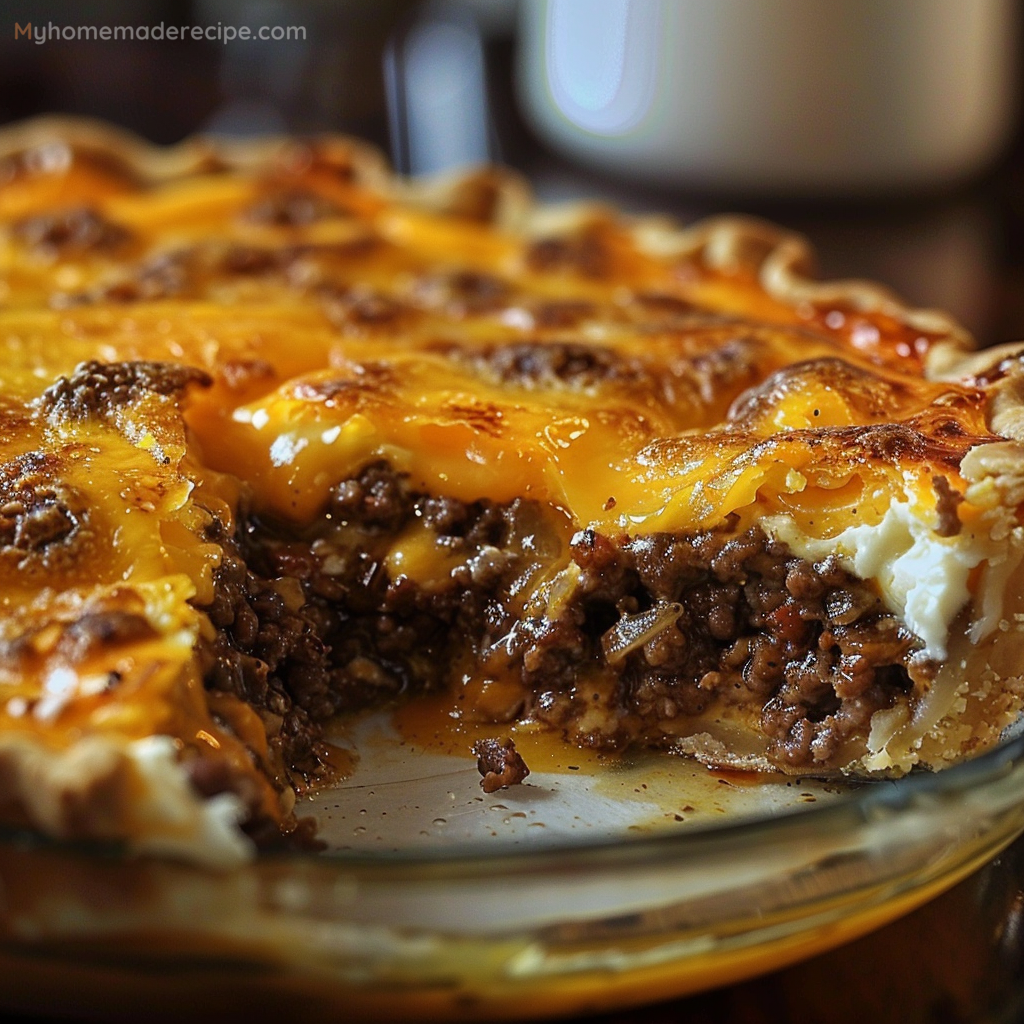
763 498 1005 660
126 736 254 867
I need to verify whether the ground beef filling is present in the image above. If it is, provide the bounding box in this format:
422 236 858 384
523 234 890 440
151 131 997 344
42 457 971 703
197 463 539 800
521 527 920 768
197 463 923 791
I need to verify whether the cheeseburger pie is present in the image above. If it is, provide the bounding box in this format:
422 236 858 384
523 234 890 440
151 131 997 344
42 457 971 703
1 118 1023 864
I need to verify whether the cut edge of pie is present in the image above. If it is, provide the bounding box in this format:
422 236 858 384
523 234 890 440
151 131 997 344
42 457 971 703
1 116 1023 866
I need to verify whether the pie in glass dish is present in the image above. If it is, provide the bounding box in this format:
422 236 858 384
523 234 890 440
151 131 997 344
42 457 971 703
1 118 1023 865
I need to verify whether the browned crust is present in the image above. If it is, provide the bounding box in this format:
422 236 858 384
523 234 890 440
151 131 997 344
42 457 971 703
631 213 976 354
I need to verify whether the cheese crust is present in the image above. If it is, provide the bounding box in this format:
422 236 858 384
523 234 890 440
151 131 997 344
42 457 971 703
1 117 1023 863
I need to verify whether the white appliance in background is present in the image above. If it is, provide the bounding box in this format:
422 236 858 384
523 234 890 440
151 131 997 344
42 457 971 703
385 6 493 176
516 0 1019 195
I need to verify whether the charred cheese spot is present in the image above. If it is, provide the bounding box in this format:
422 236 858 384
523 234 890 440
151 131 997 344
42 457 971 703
0 451 88 569
728 357 929 431
532 300 598 329
57 609 156 661
686 336 763 404
442 399 506 438
628 291 696 319
114 249 195 299
0 142 141 190
290 361 398 405
217 359 277 393
11 206 133 257
525 229 611 279
411 269 512 316
38 360 212 426
242 188 348 226
467 340 640 390
220 244 281 275
321 286 411 333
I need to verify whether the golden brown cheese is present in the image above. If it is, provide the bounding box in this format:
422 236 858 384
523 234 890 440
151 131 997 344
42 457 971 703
0 119 1022 862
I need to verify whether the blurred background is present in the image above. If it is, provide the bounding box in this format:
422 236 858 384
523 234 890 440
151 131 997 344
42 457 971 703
3 3 1024 1023
3 0 1024 348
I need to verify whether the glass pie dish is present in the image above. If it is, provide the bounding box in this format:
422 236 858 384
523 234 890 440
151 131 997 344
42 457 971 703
2 715 1024 1022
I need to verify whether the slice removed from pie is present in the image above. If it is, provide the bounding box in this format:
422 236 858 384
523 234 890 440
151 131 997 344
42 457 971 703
1 117 1023 864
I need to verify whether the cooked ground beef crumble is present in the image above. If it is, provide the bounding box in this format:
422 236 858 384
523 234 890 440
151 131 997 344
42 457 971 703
473 737 531 793
195 461 924 799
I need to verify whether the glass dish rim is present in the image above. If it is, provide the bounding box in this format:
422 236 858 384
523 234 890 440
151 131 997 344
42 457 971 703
3 726 1023 878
